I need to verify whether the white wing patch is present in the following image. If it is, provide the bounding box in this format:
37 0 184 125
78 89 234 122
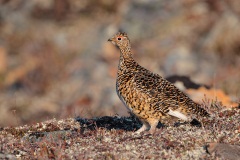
168 109 188 121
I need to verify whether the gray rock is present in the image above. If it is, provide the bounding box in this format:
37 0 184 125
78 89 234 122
205 143 240 160
0 153 17 160
164 46 198 76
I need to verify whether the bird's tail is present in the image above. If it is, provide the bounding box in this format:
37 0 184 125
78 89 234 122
190 102 210 117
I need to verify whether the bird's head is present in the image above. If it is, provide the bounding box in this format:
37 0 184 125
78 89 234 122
108 32 131 49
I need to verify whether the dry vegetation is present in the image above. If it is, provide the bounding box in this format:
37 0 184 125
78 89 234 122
0 103 239 159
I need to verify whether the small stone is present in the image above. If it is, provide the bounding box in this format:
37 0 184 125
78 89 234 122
205 143 240 160
126 145 131 150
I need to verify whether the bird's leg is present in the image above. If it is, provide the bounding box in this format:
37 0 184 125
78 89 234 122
147 118 159 134
135 120 150 134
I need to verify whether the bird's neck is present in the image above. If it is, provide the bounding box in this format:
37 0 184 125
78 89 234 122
118 46 136 71
120 46 132 58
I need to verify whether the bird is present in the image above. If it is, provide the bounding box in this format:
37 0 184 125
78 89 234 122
108 32 210 134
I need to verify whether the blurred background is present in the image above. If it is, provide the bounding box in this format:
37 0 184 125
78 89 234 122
0 0 239 127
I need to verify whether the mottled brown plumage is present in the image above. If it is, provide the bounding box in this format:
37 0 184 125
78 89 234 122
108 32 210 134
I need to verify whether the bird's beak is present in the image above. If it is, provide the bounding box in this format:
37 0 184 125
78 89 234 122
108 38 112 42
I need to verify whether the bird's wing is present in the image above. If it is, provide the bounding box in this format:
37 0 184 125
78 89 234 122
132 68 191 116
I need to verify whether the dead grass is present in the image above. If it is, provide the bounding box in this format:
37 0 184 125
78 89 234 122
0 101 239 159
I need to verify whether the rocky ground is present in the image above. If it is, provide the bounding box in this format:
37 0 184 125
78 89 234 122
0 103 239 159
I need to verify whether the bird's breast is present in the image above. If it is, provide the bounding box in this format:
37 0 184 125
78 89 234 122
116 80 133 112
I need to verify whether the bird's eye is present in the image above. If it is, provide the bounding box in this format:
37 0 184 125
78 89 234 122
117 37 121 40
